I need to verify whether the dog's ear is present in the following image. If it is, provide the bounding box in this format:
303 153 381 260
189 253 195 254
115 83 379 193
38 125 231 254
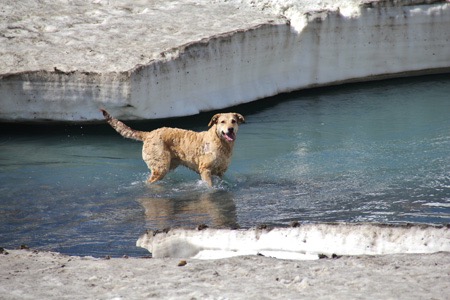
234 113 245 124
208 114 221 127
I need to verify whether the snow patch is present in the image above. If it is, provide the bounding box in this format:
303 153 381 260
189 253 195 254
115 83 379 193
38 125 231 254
137 223 450 260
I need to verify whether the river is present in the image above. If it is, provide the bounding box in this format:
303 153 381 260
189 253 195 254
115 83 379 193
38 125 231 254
1 74 449 257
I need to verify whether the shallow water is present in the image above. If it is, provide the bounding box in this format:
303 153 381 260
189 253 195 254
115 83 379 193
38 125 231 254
1 75 449 257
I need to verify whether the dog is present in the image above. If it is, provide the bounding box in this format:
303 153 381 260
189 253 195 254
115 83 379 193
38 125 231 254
101 109 244 187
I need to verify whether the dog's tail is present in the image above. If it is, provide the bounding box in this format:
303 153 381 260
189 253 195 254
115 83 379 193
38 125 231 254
100 109 144 141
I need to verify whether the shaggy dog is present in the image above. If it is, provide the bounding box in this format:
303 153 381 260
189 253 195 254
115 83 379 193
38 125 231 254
101 109 244 186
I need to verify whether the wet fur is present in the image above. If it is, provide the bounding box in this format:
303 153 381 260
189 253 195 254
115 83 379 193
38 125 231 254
101 109 244 186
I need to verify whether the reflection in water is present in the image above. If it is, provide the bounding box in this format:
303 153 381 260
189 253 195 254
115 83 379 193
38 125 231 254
139 189 238 229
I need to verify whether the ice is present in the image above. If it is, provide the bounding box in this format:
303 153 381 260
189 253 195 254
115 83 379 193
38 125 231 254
137 223 450 259
1 0 449 122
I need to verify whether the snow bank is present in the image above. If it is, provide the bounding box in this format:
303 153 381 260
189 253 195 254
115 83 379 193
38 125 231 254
136 223 450 259
1 0 449 122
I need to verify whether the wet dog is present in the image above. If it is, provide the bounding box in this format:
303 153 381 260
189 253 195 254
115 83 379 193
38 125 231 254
101 109 244 186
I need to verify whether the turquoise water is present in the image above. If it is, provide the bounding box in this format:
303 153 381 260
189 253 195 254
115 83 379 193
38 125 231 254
1 74 449 257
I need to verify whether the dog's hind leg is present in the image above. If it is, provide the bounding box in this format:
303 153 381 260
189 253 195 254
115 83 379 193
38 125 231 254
142 142 171 183
146 158 170 183
148 168 168 183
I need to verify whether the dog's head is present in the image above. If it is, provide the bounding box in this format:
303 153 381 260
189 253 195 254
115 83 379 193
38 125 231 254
208 113 245 142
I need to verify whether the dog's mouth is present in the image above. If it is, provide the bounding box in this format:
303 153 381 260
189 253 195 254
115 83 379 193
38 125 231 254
222 130 236 142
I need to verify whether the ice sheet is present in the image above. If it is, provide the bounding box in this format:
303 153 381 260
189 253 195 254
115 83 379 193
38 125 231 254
137 223 450 259
1 0 449 121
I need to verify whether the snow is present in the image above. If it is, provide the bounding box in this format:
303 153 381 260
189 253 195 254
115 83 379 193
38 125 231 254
0 0 449 122
137 223 450 259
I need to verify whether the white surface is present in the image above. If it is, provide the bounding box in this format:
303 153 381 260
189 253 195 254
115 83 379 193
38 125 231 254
2 249 450 299
1 0 449 121
137 223 450 259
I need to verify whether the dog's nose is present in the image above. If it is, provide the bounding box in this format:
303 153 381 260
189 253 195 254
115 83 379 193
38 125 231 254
228 127 234 132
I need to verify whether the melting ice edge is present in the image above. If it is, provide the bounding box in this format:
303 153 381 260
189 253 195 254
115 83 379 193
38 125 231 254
136 223 450 260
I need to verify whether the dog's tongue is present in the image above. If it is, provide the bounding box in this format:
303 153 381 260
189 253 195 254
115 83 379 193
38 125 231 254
224 131 236 142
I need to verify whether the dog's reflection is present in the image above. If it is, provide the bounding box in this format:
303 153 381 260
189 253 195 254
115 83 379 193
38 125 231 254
139 190 238 229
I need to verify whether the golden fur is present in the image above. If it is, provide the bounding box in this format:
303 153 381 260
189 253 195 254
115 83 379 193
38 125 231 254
101 109 244 186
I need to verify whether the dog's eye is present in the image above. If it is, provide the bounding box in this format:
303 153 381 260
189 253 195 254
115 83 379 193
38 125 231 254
231 120 236 124
221 120 226 124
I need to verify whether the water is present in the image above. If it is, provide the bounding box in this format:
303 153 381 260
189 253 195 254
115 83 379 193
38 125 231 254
1 74 449 257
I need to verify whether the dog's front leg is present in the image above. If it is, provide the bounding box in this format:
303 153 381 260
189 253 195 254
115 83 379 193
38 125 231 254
200 169 213 187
